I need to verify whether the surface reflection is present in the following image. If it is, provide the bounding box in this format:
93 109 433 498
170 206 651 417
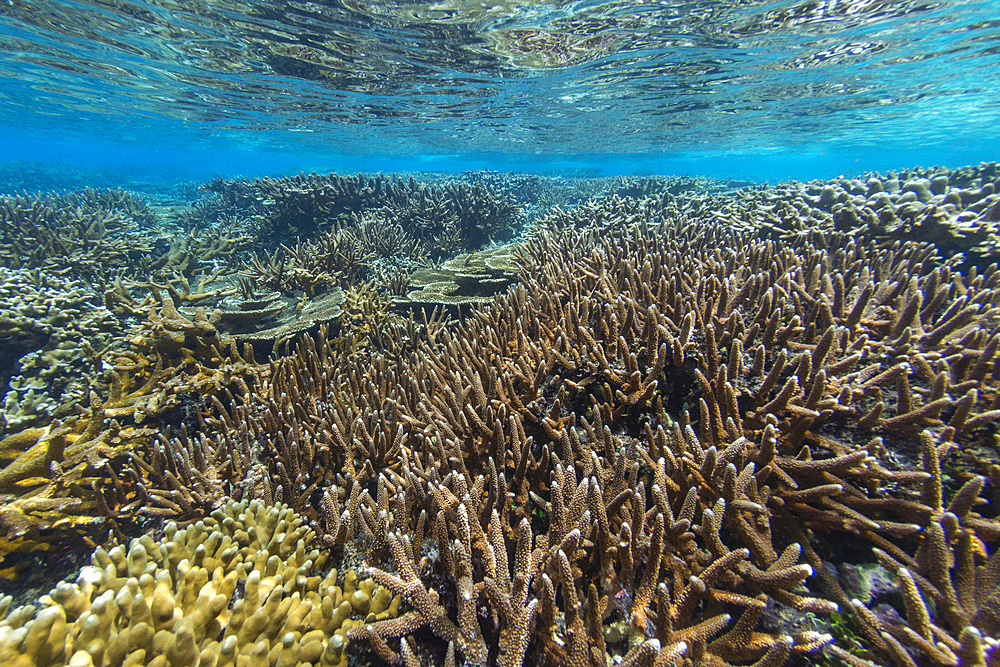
0 0 997 152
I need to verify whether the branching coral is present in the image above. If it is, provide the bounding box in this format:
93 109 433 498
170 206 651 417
6 164 1000 666
710 161 1000 268
148 226 254 278
244 206 431 297
0 268 120 435
0 192 155 278
0 391 157 575
234 171 521 257
123 191 1000 664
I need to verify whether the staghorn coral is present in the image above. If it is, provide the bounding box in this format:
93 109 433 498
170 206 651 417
148 225 254 279
251 171 410 241
2 290 270 569
527 192 695 237
393 180 522 256
0 192 157 278
811 429 1000 666
350 208 430 269
0 498 401 666
232 170 521 256
151 199 1000 663
245 209 429 297
178 177 268 231
601 174 749 201
61 188 159 230
459 170 747 221
8 165 1000 666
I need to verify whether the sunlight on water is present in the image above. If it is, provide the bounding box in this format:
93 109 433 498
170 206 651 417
0 0 998 175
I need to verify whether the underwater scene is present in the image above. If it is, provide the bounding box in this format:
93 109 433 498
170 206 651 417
2 0 1000 666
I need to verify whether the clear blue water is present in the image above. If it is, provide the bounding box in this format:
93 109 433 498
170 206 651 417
1 0 998 181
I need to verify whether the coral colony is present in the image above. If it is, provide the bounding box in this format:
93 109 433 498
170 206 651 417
2 164 1000 665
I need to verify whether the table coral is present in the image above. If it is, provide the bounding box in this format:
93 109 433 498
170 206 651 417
394 245 521 313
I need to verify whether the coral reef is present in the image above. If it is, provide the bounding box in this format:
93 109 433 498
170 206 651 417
245 210 427 297
0 498 401 666
392 180 522 256
149 226 254 279
0 193 155 278
394 245 522 312
180 177 267 230
0 268 120 435
716 161 1000 266
223 171 521 256
0 391 157 574
124 167 1000 664
228 288 345 348
5 162 1000 666
63 188 159 230
460 171 747 219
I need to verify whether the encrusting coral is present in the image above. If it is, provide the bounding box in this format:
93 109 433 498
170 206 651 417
0 498 401 666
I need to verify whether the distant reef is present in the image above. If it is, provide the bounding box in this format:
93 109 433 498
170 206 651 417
2 163 1000 666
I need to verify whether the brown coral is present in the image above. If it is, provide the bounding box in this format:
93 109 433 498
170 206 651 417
7 165 1000 666
129 191 1000 664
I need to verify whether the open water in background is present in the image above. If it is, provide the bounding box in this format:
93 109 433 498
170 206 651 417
0 0 998 182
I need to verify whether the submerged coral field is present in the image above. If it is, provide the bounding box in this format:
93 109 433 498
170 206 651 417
1 163 1000 665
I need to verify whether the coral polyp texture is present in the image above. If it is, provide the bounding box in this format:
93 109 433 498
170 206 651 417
0 498 400 666
0 267 120 433
3 163 1000 666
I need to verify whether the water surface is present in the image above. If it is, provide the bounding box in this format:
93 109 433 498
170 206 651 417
1 0 998 177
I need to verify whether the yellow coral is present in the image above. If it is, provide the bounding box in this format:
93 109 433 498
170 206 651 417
0 498 400 666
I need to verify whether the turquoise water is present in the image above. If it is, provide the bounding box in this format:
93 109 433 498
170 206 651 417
1 0 998 181
5 2 1000 663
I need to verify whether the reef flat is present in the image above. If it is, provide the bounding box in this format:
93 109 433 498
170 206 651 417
1 163 1000 665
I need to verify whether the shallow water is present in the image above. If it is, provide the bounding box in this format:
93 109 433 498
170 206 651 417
4 3 1000 666
1 0 998 179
